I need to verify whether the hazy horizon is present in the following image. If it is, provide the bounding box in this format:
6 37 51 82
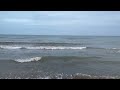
0 34 120 37
0 11 120 36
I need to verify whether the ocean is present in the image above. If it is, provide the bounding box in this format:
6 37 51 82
0 35 120 79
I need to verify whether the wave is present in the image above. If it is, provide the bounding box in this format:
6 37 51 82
0 56 101 63
0 46 21 49
86 47 104 49
0 41 81 46
14 57 42 63
87 47 120 50
26 46 86 50
111 48 120 50
2 45 120 51
0 45 86 50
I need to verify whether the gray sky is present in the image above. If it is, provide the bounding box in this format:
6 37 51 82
0 11 120 36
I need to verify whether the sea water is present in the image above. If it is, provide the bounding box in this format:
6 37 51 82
0 35 120 79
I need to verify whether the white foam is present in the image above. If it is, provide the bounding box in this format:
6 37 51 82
112 48 118 50
26 46 86 50
0 72 119 79
40 76 51 79
36 73 119 79
14 57 42 63
110 48 120 50
73 73 119 79
0 45 86 50
0 46 21 49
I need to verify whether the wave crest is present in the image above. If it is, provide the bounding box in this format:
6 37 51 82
0 45 86 50
26 46 86 50
14 57 42 63
0 46 21 49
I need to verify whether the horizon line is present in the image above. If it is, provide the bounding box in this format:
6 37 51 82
0 34 120 36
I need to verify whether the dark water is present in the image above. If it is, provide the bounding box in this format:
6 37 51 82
0 35 120 79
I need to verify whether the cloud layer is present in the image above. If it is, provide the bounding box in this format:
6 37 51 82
0 11 120 35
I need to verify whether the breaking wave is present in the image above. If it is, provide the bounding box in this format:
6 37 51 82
0 45 86 50
2 45 120 51
14 57 42 63
111 48 120 50
25 46 86 50
0 46 21 49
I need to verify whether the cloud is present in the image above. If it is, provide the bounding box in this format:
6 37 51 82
1 11 120 27
1 11 120 35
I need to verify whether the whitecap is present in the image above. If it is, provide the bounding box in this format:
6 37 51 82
0 45 87 50
0 46 21 49
26 46 87 50
14 57 42 63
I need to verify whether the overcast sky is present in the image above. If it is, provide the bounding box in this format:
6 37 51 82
0 11 120 36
